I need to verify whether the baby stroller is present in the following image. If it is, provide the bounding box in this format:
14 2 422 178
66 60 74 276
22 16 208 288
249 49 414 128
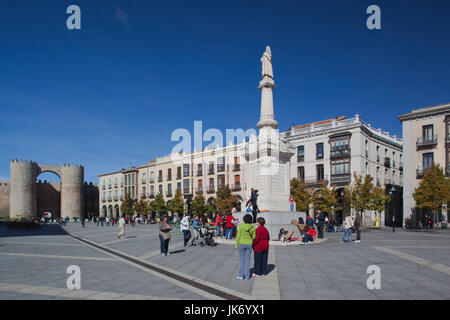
198 227 216 247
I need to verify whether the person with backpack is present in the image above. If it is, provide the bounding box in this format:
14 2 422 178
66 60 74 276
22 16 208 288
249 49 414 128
342 213 354 243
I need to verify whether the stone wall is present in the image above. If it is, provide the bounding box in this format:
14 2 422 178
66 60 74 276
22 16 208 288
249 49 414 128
0 182 10 218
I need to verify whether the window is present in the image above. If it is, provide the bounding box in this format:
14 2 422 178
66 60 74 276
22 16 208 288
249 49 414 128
197 163 202 175
217 174 225 189
167 183 172 195
365 162 369 175
142 186 146 196
158 170 163 182
297 166 305 180
423 153 434 170
316 164 324 181
183 164 190 177
177 167 182 179
209 178 214 188
297 146 304 162
177 182 181 191
316 143 324 159
150 172 154 183
142 173 146 184
217 157 225 172
102 191 106 200
331 159 350 176
423 125 434 141
197 180 203 191
131 173 135 185
167 168 172 180
158 185 163 194
183 179 190 194
150 185 154 195
330 136 350 158
131 186 135 198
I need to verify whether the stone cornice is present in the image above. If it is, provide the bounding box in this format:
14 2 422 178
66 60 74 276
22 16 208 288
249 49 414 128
398 103 450 122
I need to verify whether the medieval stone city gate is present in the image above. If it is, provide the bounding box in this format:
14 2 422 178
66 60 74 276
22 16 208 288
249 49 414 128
10 160 84 219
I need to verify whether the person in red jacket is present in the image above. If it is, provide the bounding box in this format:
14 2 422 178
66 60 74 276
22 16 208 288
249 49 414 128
252 217 270 277
225 213 235 239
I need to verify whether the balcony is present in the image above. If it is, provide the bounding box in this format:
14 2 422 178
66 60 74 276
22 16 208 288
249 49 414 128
208 168 215 175
149 179 154 184
384 178 393 185
417 135 438 148
392 160 396 168
183 189 191 195
114 195 119 201
149 193 155 199
101 198 106 203
399 162 403 171
384 157 391 168
120 195 124 201
158 176 163 182
232 164 240 171
304 175 329 187
207 187 215 194
102 186 106 190
231 183 242 191
217 164 225 172
107 197 112 202
330 174 351 184
416 166 428 178
166 192 172 197
176 174 181 180
330 149 351 159
195 187 203 193
108 185 112 189
114 184 118 188
196 171 203 177
141 180 146 185
166 175 172 181
377 155 380 162
297 156 304 163
365 150 368 158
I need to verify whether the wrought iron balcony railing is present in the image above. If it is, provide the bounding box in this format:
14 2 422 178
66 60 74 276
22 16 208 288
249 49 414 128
417 135 438 147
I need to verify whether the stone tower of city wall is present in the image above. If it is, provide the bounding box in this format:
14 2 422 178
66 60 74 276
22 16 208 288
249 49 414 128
0 182 10 218
61 164 84 219
10 160 38 219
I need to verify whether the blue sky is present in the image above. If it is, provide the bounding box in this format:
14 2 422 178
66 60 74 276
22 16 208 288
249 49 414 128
0 0 449 183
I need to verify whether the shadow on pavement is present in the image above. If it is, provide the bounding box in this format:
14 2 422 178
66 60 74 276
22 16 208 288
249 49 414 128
0 224 69 238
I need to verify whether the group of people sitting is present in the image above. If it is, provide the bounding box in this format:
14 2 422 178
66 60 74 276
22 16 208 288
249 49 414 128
278 211 325 244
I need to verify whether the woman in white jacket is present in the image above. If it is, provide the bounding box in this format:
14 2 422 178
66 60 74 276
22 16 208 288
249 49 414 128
342 213 354 243
180 215 192 247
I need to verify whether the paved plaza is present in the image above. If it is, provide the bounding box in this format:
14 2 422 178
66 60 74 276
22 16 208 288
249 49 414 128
0 222 449 300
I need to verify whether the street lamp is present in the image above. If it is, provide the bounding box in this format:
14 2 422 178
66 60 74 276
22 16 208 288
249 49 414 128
389 186 396 232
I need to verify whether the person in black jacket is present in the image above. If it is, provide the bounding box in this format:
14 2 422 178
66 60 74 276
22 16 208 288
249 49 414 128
316 210 326 239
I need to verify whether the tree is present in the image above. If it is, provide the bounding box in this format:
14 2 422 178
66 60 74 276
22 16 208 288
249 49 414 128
290 178 313 213
345 172 375 228
134 198 150 217
216 185 238 213
168 189 185 216
369 185 391 227
413 163 450 232
191 191 209 216
120 193 135 217
312 181 338 217
149 192 167 218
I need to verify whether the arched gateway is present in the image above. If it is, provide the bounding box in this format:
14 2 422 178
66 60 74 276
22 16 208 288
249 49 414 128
10 160 84 219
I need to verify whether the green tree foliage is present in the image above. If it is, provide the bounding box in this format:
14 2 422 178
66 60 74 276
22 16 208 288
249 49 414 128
290 178 313 212
134 198 150 217
345 172 374 215
413 163 450 232
120 193 135 217
168 189 185 216
149 192 167 217
191 191 209 216
312 181 338 216
216 185 238 213
370 185 391 214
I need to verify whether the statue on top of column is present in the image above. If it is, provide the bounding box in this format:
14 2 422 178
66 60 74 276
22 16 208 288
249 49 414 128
261 46 273 79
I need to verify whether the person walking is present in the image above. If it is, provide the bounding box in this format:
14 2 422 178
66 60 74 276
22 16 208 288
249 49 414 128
342 213 354 243
159 216 172 256
252 217 270 277
214 213 223 239
316 210 325 239
225 212 235 239
191 215 200 246
235 214 256 280
180 214 192 248
354 212 361 243
118 215 125 239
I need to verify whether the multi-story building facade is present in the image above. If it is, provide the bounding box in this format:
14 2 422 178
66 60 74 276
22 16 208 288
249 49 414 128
99 145 246 217
284 114 403 227
398 102 450 227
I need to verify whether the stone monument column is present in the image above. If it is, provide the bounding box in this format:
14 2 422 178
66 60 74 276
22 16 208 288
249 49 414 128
246 46 292 211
